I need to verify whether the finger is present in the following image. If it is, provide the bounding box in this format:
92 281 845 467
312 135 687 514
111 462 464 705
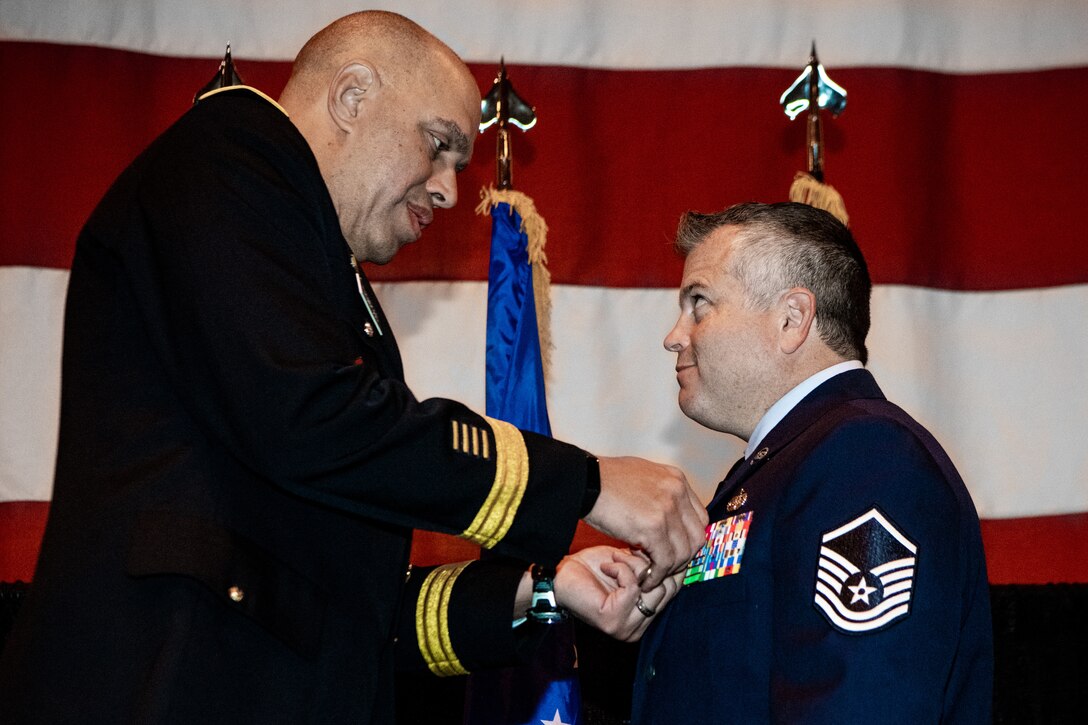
607 557 639 591
642 515 685 589
619 549 654 587
642 482 703 589
638 547 672 590
655 571 685 609
599 559 633 587
682 491 710 553
632 570 683 629
627 595 662 641
642 569 677 605
686 482 708 522
634 596 657 618
668 484 708 573
631 566 681 632
611 548 650 574
646 523 692 589
637 561 655 586
597 560 624 588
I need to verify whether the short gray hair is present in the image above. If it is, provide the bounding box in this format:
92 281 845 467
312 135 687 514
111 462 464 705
675 202 871 364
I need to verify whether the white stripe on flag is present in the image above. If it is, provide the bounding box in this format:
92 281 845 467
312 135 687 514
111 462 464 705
2 0 1086 71
0 266 65 501
2 271 1086 521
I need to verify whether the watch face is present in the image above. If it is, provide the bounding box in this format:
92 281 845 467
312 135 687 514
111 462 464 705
528 566 566 623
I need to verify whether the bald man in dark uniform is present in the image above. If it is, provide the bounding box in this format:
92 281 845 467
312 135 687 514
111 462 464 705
0 12 699 723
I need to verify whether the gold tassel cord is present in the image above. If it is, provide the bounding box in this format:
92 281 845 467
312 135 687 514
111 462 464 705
788 172 850 226
476 187 553 380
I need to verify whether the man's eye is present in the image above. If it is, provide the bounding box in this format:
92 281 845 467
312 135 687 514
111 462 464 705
430 134 448 153
690 295 711 320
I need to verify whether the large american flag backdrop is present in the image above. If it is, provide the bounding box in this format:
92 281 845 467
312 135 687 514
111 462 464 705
2 0 1086 585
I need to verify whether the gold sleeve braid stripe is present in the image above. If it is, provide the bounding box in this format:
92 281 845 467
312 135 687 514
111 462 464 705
415 562 472 677
460 416 528 549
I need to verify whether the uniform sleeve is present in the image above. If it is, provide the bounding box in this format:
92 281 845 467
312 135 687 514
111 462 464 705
768 417 991 723
394 559 547 675
116 96 585 564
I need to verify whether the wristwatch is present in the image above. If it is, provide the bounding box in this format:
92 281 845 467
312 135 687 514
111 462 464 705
580 454 601 517
526 564 568 624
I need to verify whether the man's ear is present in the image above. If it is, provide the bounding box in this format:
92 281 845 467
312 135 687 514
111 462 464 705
328 62 377 133
779 287 817 354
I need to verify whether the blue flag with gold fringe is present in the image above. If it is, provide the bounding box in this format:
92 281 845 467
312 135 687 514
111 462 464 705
483 194 551 437
463 188 582 725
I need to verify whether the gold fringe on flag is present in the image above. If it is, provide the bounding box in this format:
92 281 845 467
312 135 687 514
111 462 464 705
476 187 553 380
788 172 850 226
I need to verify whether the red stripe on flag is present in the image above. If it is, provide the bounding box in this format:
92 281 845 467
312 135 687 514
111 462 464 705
981 514 1088 585
2 503 1084 584
0 42 291 270
3 42 1087 290
0 501 48 583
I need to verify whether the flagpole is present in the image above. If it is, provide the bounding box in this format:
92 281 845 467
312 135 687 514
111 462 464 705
467 63 581 725
481 58 538 191
780 43 850 225
193 44 244 104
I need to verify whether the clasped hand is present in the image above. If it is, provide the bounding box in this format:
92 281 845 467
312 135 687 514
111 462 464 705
555 546 683 642
583 456 708 590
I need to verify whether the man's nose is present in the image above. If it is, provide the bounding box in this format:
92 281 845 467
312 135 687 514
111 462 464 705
427 167 457 209
664 318 688 352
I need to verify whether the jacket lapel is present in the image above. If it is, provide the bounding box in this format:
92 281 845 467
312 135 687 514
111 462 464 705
707 369 885 512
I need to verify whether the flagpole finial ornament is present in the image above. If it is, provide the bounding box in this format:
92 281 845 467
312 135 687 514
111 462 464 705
780 43 850 225
194 44 245 104
480 59 537 190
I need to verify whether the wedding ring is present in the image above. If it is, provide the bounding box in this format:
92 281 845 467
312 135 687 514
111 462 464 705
638 563 654 585
635 597 657 617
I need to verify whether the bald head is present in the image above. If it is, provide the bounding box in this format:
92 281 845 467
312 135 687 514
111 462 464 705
282 11 471 109
277 11 480 264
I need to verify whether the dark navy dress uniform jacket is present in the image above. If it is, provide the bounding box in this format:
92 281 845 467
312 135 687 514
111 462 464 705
0 88 589 724
633 369 993 724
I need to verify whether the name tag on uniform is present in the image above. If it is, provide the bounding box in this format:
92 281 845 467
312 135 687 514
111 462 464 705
683 511 753 586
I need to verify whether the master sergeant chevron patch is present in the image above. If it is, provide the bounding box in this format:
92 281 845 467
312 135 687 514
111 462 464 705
813 507 917 634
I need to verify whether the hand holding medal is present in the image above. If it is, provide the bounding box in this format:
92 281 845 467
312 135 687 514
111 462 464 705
551 546 682 642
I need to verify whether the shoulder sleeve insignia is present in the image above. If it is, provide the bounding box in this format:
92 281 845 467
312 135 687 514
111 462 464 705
451 419 492 460
813 507 917 634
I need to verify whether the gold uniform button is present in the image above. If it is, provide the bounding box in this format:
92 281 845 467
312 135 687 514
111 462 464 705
363 322 375 337
228 586 245 603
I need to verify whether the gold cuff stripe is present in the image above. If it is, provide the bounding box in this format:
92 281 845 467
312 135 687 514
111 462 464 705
415 562 471 677
461 416 529 549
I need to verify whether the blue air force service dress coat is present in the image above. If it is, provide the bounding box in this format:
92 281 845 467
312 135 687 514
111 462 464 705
0 88 591 724
632 369 993 724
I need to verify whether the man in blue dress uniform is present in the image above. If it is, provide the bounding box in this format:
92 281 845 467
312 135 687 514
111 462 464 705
632 202 992 723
